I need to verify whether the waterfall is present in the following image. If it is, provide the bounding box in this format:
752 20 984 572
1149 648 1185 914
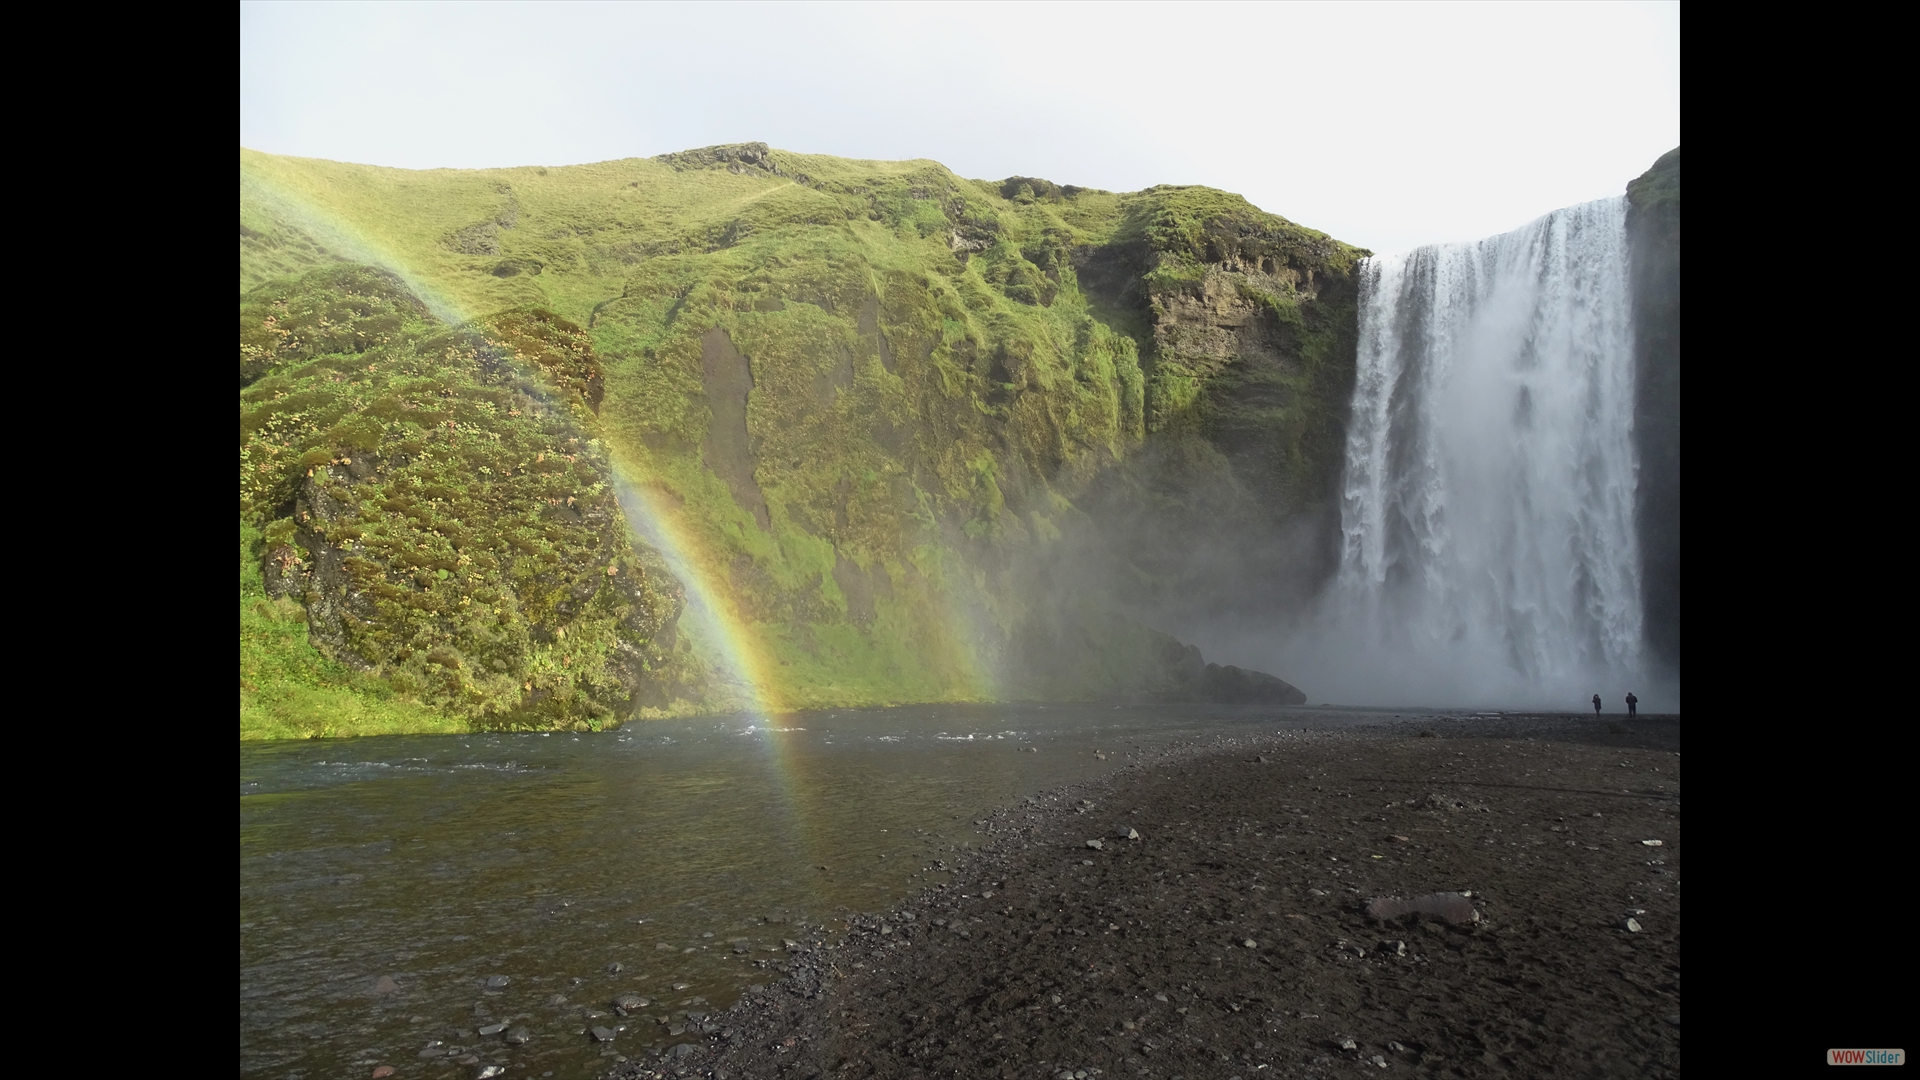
1309 196 1647 707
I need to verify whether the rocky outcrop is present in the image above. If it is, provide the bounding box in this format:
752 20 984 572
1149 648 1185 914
1070 188 1366 631
654 141 790 178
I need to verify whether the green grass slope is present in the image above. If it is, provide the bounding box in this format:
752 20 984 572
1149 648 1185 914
240 144 1366 736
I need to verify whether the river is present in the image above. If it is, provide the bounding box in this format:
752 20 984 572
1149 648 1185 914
240 702 1455 1079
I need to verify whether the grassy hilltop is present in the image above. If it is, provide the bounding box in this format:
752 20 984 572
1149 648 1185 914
239 144 1365 738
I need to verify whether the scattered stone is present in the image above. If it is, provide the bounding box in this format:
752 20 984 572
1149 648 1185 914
732 940 752 952
1081 859 1095 866
605 962 623 974
485 975 511 989
504 1026 531 1045
1242 939 1258 949
590 1025 618 1042
477 1067 506 1079
373 975 401 995
372 1068 395 1079
418 1047 447 1059
1118 827 1140 841
1085 839 1104 851
1641 839 1664 847
1383 939 1408 956
1371 1054 1390 1068
1340 1036 1359 1051
1623 917 1642 933
545 994 568 1006
477 1021 508 1036
615 993 648 1011
1389 1041 1409 1053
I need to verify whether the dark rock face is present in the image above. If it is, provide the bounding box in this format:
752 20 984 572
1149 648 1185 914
1627 148 1680 674
1196 663 1306 705
1070 191 1365 633
654 142 786 178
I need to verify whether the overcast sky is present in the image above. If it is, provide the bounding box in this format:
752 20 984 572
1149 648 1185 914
240 1 1678 255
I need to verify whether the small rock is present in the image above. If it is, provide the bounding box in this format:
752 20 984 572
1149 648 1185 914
485 975 511 989
668 1042 702 1059
1388 1041 1408 1053
1242 939 1258 949
1340 1036 1359 1051
605 962 623 974
1641 839 1664 847
1081 859 1095 866
505 1026 531 1045
1383 939 1408 956
373 975 401 995
478 1022 508 1036
1627 908 1647 916
545 994 568 1006
1623 917 1642 933
1370 1054 1389 1068
1086 839 1104 851
590 1025 618 1042
615 994 648 1011
372 1069 395 1079
418 1047 447 1059
478 1068 506 1079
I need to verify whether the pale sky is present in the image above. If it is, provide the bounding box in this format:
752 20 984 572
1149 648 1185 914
239 1 1679 255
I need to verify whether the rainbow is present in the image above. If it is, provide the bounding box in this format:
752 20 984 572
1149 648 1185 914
242 152 842 872
239 155 798 726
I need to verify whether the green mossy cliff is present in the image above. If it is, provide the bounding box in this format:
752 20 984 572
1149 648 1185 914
239 145 1358 737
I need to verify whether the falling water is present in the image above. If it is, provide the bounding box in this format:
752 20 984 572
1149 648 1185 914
1307 196 1645 707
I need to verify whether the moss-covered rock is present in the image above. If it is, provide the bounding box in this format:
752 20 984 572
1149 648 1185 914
240 270 693 732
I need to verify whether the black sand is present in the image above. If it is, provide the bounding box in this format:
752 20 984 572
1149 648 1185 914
606 716 1681 1080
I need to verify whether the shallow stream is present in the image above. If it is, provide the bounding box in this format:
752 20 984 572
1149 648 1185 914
240 702 1424 1079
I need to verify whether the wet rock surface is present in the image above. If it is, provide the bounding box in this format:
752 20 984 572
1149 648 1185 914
606 717 1680 1079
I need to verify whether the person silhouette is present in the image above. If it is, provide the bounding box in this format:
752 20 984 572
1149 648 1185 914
1591 693 1602 716
1625 692 1638 717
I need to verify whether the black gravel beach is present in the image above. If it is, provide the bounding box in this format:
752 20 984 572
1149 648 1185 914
603 715 1682 1080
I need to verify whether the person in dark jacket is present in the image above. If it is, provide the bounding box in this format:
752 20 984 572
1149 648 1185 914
1591 693 1602 716
1625 692 1638 716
